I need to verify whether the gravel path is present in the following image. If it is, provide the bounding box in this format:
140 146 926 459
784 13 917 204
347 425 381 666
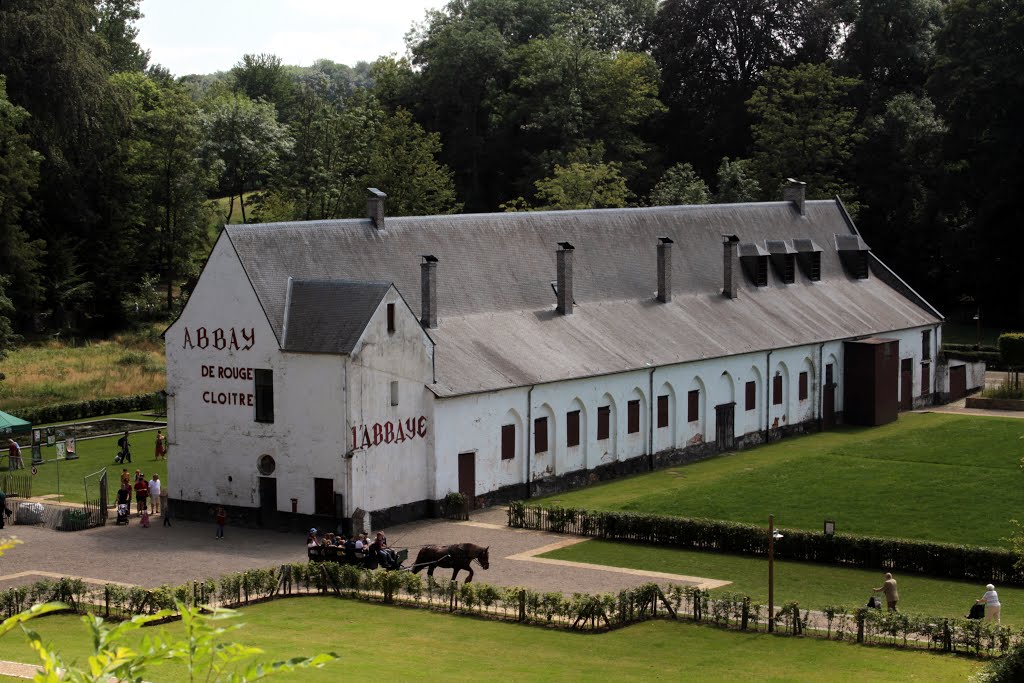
0 505 719 596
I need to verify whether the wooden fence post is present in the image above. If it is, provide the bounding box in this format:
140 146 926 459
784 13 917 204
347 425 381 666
519 590 526 622
741 597 749 631
856 610 865 643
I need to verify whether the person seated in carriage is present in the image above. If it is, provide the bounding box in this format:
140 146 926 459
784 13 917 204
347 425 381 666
370 531 400 569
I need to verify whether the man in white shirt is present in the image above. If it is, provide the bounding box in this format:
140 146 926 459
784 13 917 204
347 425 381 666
148 475 161 514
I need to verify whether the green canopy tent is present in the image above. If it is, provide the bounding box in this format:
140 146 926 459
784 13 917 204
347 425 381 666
0 410 31 437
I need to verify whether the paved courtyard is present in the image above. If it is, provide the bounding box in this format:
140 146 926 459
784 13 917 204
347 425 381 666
0 505 722 596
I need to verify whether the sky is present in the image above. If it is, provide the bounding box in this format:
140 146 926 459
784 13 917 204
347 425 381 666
135 0 449 76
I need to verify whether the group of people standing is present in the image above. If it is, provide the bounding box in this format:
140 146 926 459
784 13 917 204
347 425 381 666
117 468 169 527
872 572 1002 624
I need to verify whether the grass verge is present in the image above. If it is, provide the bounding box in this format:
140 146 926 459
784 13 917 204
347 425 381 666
0 327 166 413
542 539 1024 627
536 413 1024 548
0 597 985 682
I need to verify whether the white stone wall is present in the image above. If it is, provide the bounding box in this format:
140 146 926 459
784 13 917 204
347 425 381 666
166 238 434 516
345 288 434 514
165 235 288 508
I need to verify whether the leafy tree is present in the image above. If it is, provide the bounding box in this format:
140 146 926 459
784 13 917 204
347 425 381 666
203 94 293 223
853 94 948 299
929 0 1024 319
715 157 761 203
651 0 853 171
408 0 664 210
0 276 19 361
747 63 863 202
0 76 46 333
648 162 709 205
500 30 664 191
93 0 150 73
840 0 943 112
269 90 459 221
504 160 630 210
232 53 296 118
0 0 140 333
125 78 214 310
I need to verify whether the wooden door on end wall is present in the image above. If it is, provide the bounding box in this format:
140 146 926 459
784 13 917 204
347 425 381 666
823 363 836 429
900 358 913 411
458 452 476 510
259 476 277 528
715 403 735 450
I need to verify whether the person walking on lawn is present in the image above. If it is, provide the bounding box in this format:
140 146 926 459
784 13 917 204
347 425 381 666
977 584 1001 624
873 572 899 611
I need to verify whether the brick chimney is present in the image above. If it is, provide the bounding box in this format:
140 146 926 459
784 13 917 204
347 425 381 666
420 255 438 328
657 237 673 303
783 178 805 216
722 235 739 299
557 242 574 315
367 188 387 229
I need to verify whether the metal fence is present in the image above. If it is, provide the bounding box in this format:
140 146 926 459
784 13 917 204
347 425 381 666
82 468 108 528
0 472 32 499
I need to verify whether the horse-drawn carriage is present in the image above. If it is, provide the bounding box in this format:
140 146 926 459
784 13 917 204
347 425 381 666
307 543 408 571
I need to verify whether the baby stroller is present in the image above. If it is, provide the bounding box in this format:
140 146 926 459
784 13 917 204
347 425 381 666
115 503 130 525
866 596 883 609
967 603 985 620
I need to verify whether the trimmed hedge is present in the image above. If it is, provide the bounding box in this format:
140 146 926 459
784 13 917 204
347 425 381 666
507 503 1024 585
942 349 1001 367
17 392 164 425
944 344 998 353
998 333 1024 369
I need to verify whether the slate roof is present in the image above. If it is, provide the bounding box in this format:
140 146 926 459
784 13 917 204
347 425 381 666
223 199 942 398
282 280 390 354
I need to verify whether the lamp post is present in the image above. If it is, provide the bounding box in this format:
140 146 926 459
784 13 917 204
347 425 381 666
973 310 981 350
768 514 783 633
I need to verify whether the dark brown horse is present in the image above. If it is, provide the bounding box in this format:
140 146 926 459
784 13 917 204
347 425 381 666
411 543 490 583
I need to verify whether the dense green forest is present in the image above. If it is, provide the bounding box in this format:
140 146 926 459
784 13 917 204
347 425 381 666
0 0 1020 357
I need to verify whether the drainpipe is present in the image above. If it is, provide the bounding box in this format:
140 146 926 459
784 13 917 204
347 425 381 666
526 385 534 499
648 367 655 472
764 350 773 443
818 343 824 430
343 360 352 518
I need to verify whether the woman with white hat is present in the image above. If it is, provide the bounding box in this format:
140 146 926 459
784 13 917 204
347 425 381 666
976 583 1001 624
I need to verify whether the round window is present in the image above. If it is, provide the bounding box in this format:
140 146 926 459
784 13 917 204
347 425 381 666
257 454 276 476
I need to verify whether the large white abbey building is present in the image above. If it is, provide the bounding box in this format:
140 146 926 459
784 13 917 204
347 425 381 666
164 183 979 528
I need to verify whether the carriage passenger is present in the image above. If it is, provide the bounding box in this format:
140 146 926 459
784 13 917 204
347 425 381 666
306 528 320 548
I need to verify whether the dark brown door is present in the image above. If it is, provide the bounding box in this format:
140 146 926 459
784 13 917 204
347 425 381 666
458 452 476 510
715 403 735 450
314 478 334 516
950 365 967 401
900 359 913 411
823 384 836 429
259 476 277 528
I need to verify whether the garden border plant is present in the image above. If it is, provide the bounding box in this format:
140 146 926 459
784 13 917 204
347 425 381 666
0 561 1020 661
507 503 1024 585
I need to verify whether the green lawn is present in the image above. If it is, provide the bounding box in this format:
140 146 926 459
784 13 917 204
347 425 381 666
4 415 168 504
0 598 984 682
543 539 1024 626
538 413 1024 548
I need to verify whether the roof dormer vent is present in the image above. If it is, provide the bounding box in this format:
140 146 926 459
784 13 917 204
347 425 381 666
738 242 769 287
835 234 870 279
765 240 797 284
793 238 823 281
